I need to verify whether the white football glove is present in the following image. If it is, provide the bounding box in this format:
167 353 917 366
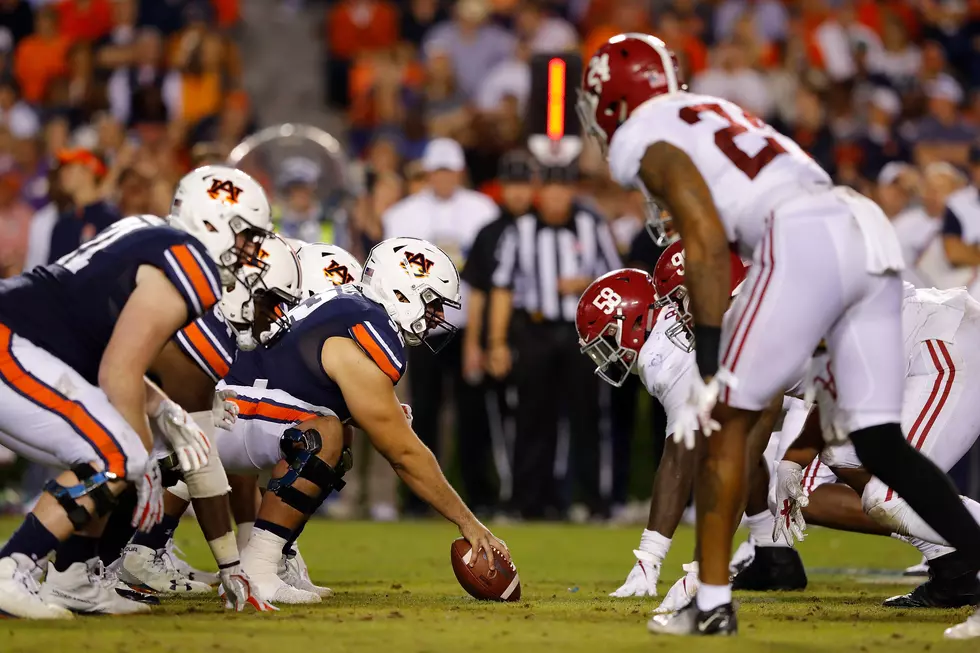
400 403 413 426
221 567 278 613
610 550 661 597
132 459 164 533
672 376 721 450
653 562 699 614
213 389 240 430
153 400 211 472
772 460 809 546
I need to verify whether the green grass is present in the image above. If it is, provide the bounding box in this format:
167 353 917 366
0 517 975 652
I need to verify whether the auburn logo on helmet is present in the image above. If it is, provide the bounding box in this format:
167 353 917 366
400 251 434 278
323 260 354 285
207 179 243 204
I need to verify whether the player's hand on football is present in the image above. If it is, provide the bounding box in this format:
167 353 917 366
772 460 809 546
155 400 211 472
212 388 240 430
609 550 660 597
459 517 510 572
672 376 721 450
220 568 278 613
132 459 165 532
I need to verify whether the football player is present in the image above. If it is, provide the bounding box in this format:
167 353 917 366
208 237 507 603
576 244 805 610
579 33 980 635
0 167 270 617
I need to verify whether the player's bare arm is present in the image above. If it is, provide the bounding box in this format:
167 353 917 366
150 341 217 412
486 287 514 378
942 235 980 267
638 142 731 338
322 336 509 565
99 265 190 450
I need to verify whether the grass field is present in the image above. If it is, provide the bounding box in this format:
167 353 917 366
1 516 976 653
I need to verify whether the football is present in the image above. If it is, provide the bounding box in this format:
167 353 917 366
450 537 521 602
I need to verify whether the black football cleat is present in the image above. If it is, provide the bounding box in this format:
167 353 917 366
732 546 807 591
648 600 738 636
884 550 980 608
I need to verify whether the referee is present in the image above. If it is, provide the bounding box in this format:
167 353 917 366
488 161 622 519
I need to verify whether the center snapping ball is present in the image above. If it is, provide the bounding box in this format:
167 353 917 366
450 538 521 602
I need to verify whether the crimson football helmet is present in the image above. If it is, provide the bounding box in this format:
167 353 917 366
576 268 659 387
652 239 748 352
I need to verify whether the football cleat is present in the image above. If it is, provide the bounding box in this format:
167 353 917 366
166 539 220 586
945 607 980 639
885 550 980 608
280 546 332 598
116 544 213 594
903 556 929 577
648 599 738 636
0 555 74 619
40 558 150 614
728 539 756 576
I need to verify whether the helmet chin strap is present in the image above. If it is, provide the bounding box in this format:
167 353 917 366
236 330 257 351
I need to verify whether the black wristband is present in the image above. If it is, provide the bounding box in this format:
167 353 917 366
694 324 721 379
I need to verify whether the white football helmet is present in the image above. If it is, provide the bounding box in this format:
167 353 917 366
358 237 461 350
169 165 273 286
296 243 362 297
218 234 303 351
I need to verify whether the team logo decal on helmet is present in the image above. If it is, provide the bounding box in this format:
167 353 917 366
401 251 435 278
324 260 355 285
207 179 243 204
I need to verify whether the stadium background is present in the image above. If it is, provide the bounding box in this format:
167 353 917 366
0 0 978 526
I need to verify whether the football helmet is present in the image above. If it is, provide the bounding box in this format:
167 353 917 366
169 165 273 286
652 239 748 352
358 237 461 351
296 243 362 297
576 268 659 387
219 234 303 351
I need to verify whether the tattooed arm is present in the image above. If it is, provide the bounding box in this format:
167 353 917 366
638 141 730 377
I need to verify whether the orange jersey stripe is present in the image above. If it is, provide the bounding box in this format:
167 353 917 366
182 322 230 379
171 244 218 311
351 324 400 383
232 397 316 424
0 324 127 477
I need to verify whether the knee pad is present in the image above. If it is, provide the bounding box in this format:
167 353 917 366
184 448 232 499
268 427 352 515
43 463 119 529
860 478 897 530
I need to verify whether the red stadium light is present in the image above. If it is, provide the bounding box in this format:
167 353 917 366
546 58 566 141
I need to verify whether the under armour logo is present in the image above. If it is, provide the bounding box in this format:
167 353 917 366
207 179 243 204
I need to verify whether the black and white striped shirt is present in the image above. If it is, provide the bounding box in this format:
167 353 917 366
492 204 622 322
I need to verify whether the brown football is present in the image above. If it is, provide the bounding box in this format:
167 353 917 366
450 537 521 602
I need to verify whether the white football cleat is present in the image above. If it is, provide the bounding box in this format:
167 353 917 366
116 544 213 594
280 546 332 598
166 539 219 586
945 607 980 640
653 562 699 614
729 539 756 576
903 556 929 577
0 555 74 619
40 558 150 614
609 550 660 597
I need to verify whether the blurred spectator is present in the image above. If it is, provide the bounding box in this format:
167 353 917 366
59 41 107 127
939 148 980 296
114 164 152 216
582 0 651 65
415 45 469 141
0 0 34 51
714 0 788 44
188 89 254 153
911 75 977 166
107 28 175 127
0 77 38 140
777 84 837 177
514 0 577 54
400 0 447 48
877 162 934 285
423 0 515 102
95 0 140 69
0 160 29 277
866 13 921 91
657 9 708 77
381 137 498 514
474 40 530 116
170 29 226 126
326 0 399 109
692 41 773 118
13 6 68 104
856 86 907 183
56 0 112 44
48 148 119 262
812 2 880 83
916 161 970 288
137 0 196 36
272 156 335 244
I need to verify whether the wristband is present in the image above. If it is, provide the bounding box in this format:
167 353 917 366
693 324 721 379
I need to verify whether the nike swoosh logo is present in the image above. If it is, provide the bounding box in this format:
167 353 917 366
698 613 725 633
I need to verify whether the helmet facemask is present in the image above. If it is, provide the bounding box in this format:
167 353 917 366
579 317 637 387
575 89 610 158
655 287 694 353
395 286 461 353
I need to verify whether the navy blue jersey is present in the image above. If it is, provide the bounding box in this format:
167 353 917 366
173 306 237 383
0 215 222 385
224 285 406 423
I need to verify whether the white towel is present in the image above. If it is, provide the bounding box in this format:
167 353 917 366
833 186 905 274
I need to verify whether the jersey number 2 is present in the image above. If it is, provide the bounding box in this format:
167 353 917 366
679 103 786 180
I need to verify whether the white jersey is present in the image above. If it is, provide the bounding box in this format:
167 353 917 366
608 92 831 254
636 306 698 438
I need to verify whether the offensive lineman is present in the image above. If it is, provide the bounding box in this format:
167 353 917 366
579 33 980 635
0 177 268 617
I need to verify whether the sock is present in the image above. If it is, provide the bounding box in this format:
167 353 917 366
0 514 60 562
283 521 308 556
638 529 671 563
743 511 781 548
207 531 240 571
696 582 732 611
131 513 180 550
97 486 138 566
253 519 293 543
53 535 99 572
852 423 980 559
236 522 254 552
894 533 954 561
